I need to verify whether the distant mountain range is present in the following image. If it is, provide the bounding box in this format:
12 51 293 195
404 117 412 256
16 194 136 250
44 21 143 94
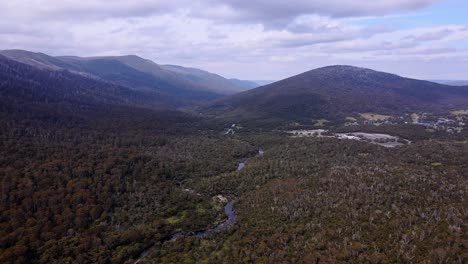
430 80 468 86
0 49 254 108
228 79 260 89
203 65 468 126
2 50 468 128
250 80 276 86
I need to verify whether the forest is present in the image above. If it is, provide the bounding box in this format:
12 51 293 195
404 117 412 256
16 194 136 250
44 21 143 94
1 101 467 263
0 100 258 263
0 54 467 263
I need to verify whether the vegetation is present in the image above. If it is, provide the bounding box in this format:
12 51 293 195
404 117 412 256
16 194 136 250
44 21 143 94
204 65 468 127
0 100 261 263
451 109 468 116
0 50 248 109
1 54 467 263
359 113 392 120
153 136 468 263
313 119 330 127
0 55 255 263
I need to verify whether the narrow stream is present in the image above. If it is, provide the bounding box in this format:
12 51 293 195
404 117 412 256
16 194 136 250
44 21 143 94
193 201 237 237
134 148 263 263
237 149 263 171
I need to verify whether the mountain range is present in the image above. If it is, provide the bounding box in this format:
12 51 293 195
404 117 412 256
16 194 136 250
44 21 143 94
2 49 468 128
250 80 276 86
0 49 255 108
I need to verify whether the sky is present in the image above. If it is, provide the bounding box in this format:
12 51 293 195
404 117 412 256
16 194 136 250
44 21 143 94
1 0 468 80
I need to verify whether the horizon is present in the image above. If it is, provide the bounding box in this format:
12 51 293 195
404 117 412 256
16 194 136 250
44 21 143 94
1 1 468 80
3 48 468 84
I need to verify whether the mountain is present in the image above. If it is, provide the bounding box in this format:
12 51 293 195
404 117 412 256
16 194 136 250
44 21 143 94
0 49 72 70
251 80 276 86
228 78 259 90
431 80 468 86
203 65 468 125
0 49 248 108
0 54 168 110
0 53 208 133
160 64 248 94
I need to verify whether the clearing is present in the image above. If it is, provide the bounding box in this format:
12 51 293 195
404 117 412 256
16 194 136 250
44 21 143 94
359 113 392 120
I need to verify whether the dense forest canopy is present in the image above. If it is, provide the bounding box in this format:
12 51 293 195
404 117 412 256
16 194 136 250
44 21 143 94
0 54 467 263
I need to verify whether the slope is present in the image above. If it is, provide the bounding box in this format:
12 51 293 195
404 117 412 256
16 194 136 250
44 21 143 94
0 49 248 108
204 65 468 125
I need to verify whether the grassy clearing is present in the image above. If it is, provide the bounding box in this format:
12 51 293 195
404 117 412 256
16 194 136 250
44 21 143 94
166 211 188 224
451 109 468 116
166 216 181 224
196 204 207 214
359 113 392 120
313 119 329 127
411 113 420 122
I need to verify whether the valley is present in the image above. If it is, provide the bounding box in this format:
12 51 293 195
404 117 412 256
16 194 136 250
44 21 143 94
2 1 468 263
0 50 467 264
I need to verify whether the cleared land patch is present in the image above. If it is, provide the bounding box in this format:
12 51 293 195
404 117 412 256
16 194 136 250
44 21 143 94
359 113 392 120
451 109 468 116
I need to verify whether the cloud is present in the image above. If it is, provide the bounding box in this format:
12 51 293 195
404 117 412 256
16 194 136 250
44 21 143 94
0 0 467 80
1 0 441 22
285 15 348 33
404 26 468 41
319 25 467 54
1 1 185 21
194 0 441 28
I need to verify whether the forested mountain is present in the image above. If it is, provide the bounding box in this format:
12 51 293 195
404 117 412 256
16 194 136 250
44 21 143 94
159 64 254 93
0 54 171 110
0 49 248 107
204 65 468 125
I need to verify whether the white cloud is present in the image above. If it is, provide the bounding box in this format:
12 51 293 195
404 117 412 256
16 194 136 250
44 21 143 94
206 0 441 24
0 0 467 80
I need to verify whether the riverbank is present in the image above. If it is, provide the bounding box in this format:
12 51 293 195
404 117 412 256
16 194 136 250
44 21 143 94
133 148 264 263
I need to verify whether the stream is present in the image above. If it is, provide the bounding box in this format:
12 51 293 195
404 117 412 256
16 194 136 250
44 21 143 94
134 148 264 263
237 148 263 171
193 201 237 237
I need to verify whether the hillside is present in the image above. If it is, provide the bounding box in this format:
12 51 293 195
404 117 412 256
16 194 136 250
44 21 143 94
228 78 259 90
0 49 248 108
160 64 253 93
0 54 254 264
432 80 468 86
0 54 167 109
204 65 468 125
